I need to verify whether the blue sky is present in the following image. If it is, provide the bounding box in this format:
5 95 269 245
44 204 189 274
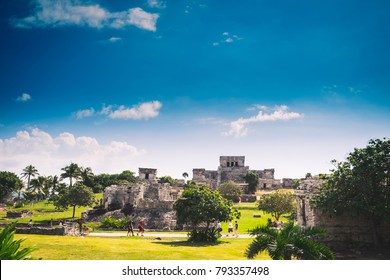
1 0 389 180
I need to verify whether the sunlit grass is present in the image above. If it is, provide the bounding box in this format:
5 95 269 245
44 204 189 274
17 234 270 260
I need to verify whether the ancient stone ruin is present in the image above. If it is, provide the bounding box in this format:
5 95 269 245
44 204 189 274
295 179 390 258
96 168 178 230
192 156 295 190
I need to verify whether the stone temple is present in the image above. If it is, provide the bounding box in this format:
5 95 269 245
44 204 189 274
192 156 294 190
102 168 178 230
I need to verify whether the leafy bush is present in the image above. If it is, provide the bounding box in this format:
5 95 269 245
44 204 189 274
100 217 128 229
0 223 37 260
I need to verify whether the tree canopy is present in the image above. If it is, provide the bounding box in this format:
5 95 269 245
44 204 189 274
173 185 240 242
54 183 95 218
313 138 390 247
257 190 295 221
219 180 242 202
0 171 23 202
244 171 259 194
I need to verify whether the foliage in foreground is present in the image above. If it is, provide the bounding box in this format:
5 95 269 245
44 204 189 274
0 223 37 260
245 222 334 260
312 138 390 248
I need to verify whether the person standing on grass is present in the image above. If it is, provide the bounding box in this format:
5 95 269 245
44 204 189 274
127 220 134 236
137 219 145 236
234 220 239 238
78 218 84 235
226 221 233 237
216 221 222 237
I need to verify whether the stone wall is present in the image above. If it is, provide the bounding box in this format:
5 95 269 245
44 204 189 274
15 222 79 236
101 181 177 230
295 179 390 256
6 210 32 218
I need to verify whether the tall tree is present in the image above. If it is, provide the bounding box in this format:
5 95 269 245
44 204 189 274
182 172 189 181
246 222 333 260
244 171 259 194
21 165 39 189
29 176 47 201
60 163 81 187
80 167 94 188
313 138 390 248
54 183 95 218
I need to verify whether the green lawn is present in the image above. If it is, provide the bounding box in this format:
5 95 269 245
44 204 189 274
17 234 270 260
0 193 103 225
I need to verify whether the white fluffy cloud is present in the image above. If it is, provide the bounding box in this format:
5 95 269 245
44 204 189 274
0 128 144 176
74 101 162 121
12 0 159 31
108 101 162 120
225 105 304 137
127 8 159 32
16 93 31 102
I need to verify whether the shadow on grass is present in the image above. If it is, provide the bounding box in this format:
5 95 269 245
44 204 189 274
153 240 229 248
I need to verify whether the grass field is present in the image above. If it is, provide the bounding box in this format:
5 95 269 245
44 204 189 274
17 234 270 260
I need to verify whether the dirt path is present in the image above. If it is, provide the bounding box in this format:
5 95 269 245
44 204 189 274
88 232 252 239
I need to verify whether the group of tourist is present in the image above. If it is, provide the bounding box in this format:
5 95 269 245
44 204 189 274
126 219 145 236
217 221 239 238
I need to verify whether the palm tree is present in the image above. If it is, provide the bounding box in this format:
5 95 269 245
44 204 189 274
60 163 81 187
29 176 47 201
182 172 189 182
245 222 334 260
21 165 39 189
80 166 94 188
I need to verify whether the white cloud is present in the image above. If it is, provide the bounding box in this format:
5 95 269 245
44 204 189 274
75 108 95 119
108 101 162 120
0 128 144 176
108 37 122 42
225 105 304 137
212 42 219 46
16 93 31 102
222 32 229 36
225 38 233 43
147 0 166 9
12 0 159 32
127 8 159 32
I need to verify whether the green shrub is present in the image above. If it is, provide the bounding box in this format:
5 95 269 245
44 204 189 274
100 217 128 229
0 223 38 260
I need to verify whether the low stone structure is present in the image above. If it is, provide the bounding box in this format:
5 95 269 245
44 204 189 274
15 222 79 236
295 179 390 258
6 210 32 218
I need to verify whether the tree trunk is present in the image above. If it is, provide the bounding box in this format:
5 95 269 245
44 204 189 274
369 215 380 249
72 205 76 218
